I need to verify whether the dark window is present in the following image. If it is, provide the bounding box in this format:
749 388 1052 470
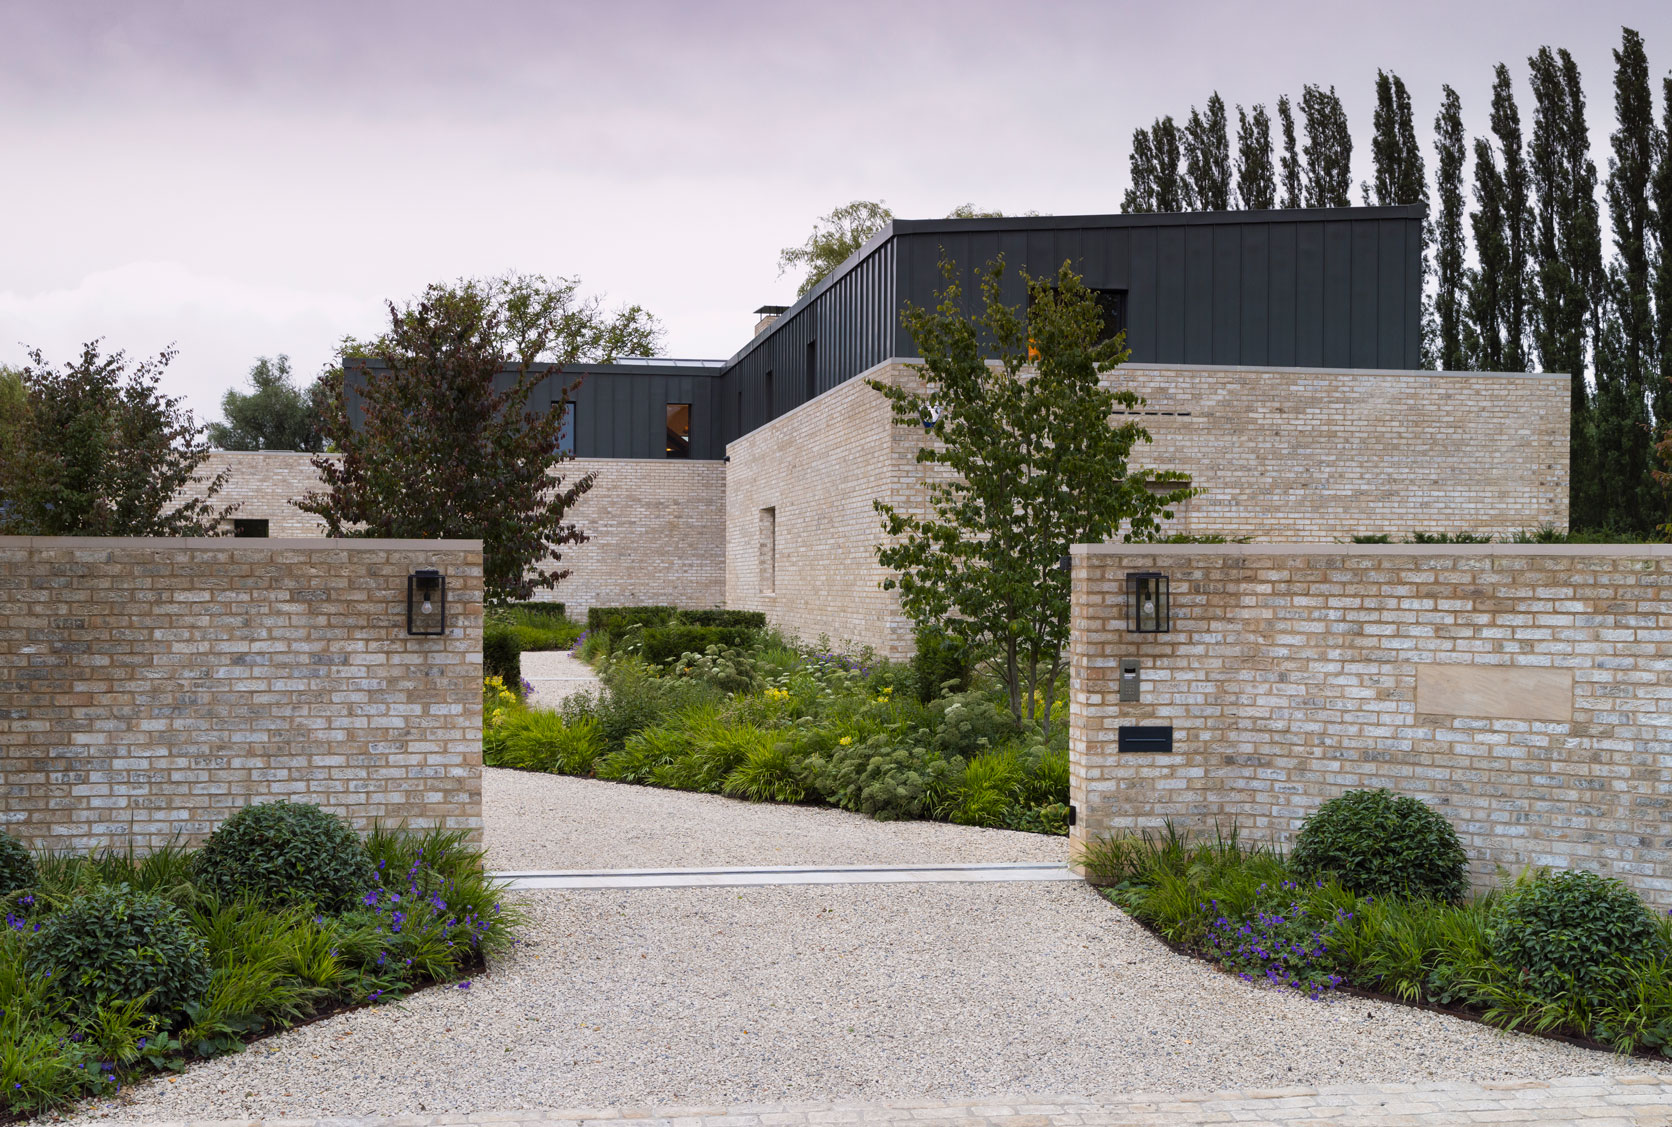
764 369 774 420
1092 288 1129 344
805 340 817 403
557 402 575 455
232 519 269 538
665 402 691 458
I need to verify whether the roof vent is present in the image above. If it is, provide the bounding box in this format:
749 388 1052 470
754 304 788 337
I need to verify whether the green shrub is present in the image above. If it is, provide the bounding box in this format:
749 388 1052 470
24 884 210 1020
677 609 768 630
1488 868 1666 1001
501 710 607 775
506 622 585 652
597 722 699 784
652 717 774 793
947 750 1024 826
1290 789 1468 903
595 660 720 750
809 738 961 821
722 738 808 804
929 691 1016 758
640 625 755 665
493 600 565 620
192 802 374 913
483 627 523 685
586 605 676 635
1016 744 1070 810
911 625 973 701
671 644 762 694
0 831 35 895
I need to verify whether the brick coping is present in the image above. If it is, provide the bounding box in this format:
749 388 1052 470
0 535 483 550
1071 541 1672 558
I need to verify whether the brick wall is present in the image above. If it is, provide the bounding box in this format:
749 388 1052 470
1109 365 1570 539
205 452 725 616
725 364 928 661
0 537 483 851
1068 543 1672 906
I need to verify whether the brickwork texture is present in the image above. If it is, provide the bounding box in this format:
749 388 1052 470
207 453 725 616
1068 543 1672 906
0 537 484 851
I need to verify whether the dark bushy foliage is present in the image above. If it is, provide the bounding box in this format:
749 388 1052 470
0 830 36 895
640 625 755 665
498 600 564 619
192 801 374 912
586 605 675 634
24 884 210 1019
483 627 523 684
809 739 961 821
929 691 1016 757
1489 869 1665 1000
911 625 973 701
594 661 720 750
1290 789 1468 903
676 609 767 630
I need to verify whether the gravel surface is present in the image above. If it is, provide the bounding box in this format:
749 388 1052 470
521 651 601 707
484 767 1070 870
74 881 1620 1122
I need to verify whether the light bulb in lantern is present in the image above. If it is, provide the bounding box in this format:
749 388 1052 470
421 597 433 614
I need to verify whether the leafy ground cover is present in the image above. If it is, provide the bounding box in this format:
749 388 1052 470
1082 820 1672 1056
484 615 1071 834
0 806 516 1116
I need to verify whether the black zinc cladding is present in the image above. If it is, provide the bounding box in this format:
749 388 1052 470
351 206 1424 461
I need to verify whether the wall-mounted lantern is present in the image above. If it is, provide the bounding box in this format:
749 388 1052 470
1126 571 1169 633
407 568 447 636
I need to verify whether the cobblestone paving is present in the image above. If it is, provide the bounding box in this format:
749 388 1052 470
103 1074 1672 1126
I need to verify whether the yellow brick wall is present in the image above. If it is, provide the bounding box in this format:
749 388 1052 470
205 453 725 615
1069 543 1672 906
0 537 484 851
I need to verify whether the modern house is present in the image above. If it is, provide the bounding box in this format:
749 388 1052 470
206 206 1569 658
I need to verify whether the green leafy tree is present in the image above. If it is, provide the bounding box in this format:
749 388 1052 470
207 355 327 451
1529 45 1606 527
1654 71 1672 427
298 275 634 602
1123 117 1187 213
0 342 231 536
869 260 1194 734
1468 66 1532 374
1277 95 1303 208
1433 85 1470 370
1235 103 1276 210
1184 93 1232 211
1369 70 1433 365
1300 84 1353 207
778 200 894 297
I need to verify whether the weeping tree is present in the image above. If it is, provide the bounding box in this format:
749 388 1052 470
869 261 1194 735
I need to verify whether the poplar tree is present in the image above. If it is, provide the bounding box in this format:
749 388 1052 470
1236 104 1276 209
1529 45 1606 526
1469 134 1510 371
1184 93 1232 211
1301 84 1353 207
1433 86 1470 370
1123 117 1188 213
1370 70 1433 365
1491 65 1534 372
1277 95 1303 208
1599 26 1659 530
1654 74 1672 426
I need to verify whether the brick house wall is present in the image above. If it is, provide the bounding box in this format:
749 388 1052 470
205 453 726 616
0 537 483 850
1068 543 1672 906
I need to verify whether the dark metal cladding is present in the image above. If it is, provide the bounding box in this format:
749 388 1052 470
346 207 1423 460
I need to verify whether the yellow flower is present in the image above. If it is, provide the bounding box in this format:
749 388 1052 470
839 736 853 746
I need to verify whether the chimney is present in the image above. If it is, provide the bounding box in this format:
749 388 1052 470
753 304 788 337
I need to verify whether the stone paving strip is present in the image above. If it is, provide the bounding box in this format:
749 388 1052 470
87 1074 1672 1126
494 862 1081 890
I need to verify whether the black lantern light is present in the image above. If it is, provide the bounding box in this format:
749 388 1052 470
1126 571 1170 633
407 568 447 636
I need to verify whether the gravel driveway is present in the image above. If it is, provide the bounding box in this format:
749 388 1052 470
70 770 1626 1122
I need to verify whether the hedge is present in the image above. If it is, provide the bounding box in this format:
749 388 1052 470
639 625 756 665
586 605 676 635
484 627 523 685
677 609 768 630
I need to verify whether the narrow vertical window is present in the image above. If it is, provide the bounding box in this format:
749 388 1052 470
758 507 776 595
665 402 691 458
557 401 576 455
805 340 817 403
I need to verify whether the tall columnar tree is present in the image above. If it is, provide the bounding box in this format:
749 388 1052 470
1529 45 1607 525
1277 95 1303 208
1184 93 1233 211
1300 84 1353 207
869 261 1193 734
299 273 656 601
0 343 231 536
1491 64 1534 373
1369 70 1434 364
1123 117 1188 213
1598 26 1660 531
1468 65 1533 374
1235 103 1276 209
1468 132 1511 371
1655 73 1672 428
1433 85 1470 371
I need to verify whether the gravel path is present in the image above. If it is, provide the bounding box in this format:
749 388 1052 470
522 651 602 707
75 881 1623 1122
484 767 1069 870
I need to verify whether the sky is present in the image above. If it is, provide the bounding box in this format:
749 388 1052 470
4 0 1672 422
